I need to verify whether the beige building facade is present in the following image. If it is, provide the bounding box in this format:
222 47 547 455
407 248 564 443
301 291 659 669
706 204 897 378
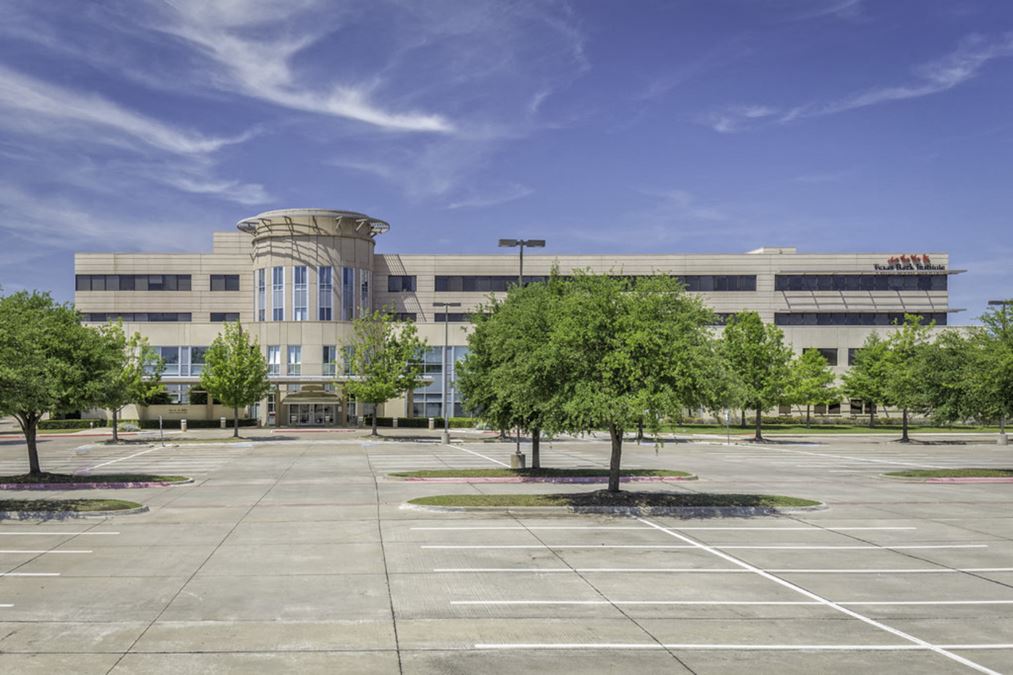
74 208 960 426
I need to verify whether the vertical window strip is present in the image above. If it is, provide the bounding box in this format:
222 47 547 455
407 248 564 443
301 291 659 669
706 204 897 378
293 266 308 321
272 266 284 321
318 266 333 320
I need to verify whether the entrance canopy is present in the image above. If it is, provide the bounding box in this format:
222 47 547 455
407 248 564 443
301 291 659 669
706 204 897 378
279 384 341 406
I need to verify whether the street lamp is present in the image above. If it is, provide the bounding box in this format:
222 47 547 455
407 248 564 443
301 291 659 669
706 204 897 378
433 301 461 445
498 239 546 287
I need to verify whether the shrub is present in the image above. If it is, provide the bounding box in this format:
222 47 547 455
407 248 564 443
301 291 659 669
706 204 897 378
362 416 478 429
38 419 108 430
137 418 258 429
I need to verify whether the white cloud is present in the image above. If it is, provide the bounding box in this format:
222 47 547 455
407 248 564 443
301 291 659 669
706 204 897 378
0 65 249 155
151 0 454 133
702 105 779 133
447 183 533 209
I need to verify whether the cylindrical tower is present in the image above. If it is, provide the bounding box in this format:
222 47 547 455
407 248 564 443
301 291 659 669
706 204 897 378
236 208 389 322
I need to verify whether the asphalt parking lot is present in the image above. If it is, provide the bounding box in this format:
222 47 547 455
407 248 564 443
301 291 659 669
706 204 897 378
0 429 1011 674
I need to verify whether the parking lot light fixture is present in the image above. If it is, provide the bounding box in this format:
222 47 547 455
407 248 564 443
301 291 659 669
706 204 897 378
498 238 546 287
433 301 462 444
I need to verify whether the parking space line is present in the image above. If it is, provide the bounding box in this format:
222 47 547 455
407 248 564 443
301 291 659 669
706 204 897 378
424 544 984 550
0 550 92 554
0 532 118 536
455 599 1013 607
412 526 916 531
445 444 511 467
0 572 60 577
473 643 1013 651
636 517 1000 675
81 446 163 471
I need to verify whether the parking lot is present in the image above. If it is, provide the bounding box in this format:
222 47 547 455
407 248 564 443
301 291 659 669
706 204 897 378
0 430 1011 673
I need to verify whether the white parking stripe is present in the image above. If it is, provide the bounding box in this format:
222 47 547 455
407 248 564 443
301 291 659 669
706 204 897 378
473 643 1013 651
436 567 1013 574
0 532 118 536
81 446 163 471
636 517 999 675
423 544 985 550
0 550 91 554
444 444 511 467
0 572 60 577
412 526 916 531
454 599 1013 607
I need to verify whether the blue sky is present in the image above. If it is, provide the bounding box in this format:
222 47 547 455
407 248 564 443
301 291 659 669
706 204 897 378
0 0 1011 319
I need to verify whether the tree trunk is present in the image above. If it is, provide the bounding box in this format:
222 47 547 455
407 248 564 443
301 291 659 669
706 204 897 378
1000 413 1008 446
869 407 876 428
636 418 644 442
18 414 42 476
531 428 541 469
607 423 623 493
900 408 909 443
805 404 811 428
740 409 746 429
499 428 507 440
111 408 119 443
233 406 240 438
371 405 379 437
754 408 763 442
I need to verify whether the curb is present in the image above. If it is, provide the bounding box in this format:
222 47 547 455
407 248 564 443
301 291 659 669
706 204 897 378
0 505 149 520
397 475 697 484
401 502 827 517
0 478 194 491
881 474 1013 484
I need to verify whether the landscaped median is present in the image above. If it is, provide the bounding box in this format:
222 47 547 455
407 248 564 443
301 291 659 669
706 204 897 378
883 468 1013 483
390 468 695 483
405 490 823 516
0 498 146 520
0 473 192 490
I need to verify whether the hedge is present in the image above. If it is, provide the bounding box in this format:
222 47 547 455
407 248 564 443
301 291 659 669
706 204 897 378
38 419 108 430
363 416 477 429
138 418 258 429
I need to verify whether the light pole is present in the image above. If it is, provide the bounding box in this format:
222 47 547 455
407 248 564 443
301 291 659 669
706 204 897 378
498 239 546 287
433 301 461 444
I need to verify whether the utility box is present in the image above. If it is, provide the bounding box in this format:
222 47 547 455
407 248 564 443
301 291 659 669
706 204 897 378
220 417 227 429
180 419 188 432
510 453 526 469
392 417 399 428
428 417 435 430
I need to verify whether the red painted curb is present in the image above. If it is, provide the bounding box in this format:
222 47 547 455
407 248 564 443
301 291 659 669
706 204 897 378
925 477 1013 483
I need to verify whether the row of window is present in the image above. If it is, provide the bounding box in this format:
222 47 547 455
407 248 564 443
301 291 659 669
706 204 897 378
804 347 839 366
775 274 947 292
256 266 369 322
76 274 193 292
430 274 758 293
774 312 947 326
84 313 192 322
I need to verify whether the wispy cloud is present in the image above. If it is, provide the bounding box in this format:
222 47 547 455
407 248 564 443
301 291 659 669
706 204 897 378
148 0 453 133
0 65 249 155
786 0 865 22
701 104 779 133
704 33 1013 133
447 183 533 209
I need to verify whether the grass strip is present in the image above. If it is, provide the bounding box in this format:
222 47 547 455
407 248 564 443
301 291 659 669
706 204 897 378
885 468 1013 478
0 499 143 513
391 468 691 478
0 472 188 484
409 491 819 508
664 424 1002 434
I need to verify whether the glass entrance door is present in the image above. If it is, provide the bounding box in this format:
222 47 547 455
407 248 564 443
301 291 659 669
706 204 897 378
288 403 336 426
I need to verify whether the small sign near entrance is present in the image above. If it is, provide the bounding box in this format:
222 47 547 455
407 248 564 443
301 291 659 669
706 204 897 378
874 254 945 271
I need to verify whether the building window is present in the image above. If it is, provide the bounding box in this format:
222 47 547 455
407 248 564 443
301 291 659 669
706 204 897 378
189 346 208 375
83 313 191 322
75 274 191 291
210 312 240 322
848 348 862 366
322 345 337 376
156 347 180 376
390 312 417 322
210 274 240 291
774 313 947 326
341 267 354 320
318 266 333 320
272 266 284 321
267 345 280 375
774 274 947 292
434 313 474 322
388 275 417 292
256 269 266 322
360 269 370 315
287 345 301 375
675 275 757 292
804 347 839 366
293 266 308 321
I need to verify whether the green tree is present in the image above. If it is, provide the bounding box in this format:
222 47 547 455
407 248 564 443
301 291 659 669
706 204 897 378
96 321 165 443
458 277 564 468
199 322 270 437
343 310 428 437
543 273 718 492
0 291 117 475
787 349 839 427
882 314 935 443
720 312 794 442
917 329 972 426
964 303 1013 444
842 332 890 427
